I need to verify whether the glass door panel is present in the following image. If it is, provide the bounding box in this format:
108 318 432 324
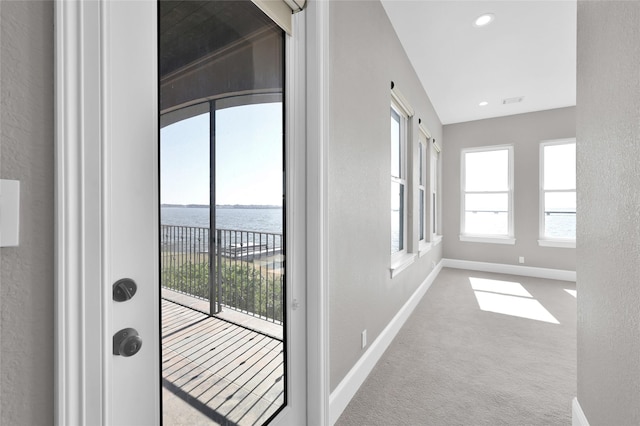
160 2 286 424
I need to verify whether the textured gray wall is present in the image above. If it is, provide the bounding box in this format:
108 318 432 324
328 0 443 391
576 2 640 424
442 107 576 271
0 1 54 424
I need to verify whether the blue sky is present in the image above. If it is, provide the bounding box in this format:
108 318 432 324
161 102 283 206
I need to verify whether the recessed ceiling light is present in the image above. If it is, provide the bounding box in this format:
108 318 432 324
479 101 488 107
474 13 495 27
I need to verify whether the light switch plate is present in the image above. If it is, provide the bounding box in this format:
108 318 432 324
0 179 20 247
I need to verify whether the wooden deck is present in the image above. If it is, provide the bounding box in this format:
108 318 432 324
162 299 285 425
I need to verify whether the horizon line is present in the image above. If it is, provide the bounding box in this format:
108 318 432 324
161 203 282 208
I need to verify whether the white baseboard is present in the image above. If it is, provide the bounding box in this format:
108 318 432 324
572 397 590 426
442 258 576 282
328 260 444 425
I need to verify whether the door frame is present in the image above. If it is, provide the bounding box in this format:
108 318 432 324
55 1 161 424
305 0 331 424
54 0 330 424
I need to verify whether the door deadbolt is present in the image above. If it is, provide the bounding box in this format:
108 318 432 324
113 278 137 302
113 328 143 357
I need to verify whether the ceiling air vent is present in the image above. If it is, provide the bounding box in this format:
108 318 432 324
503 96 524 105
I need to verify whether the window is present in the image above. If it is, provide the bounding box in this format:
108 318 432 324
418 131 428 246
539 139 576 247
391 103 407 256
431 140 441 243
390 85 416 277
418 123 439 255
461 145 514 244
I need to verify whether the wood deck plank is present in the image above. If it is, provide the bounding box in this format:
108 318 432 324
162 299 284 425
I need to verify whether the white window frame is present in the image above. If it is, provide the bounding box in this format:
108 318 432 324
390 87 416 277
460 144 515 244
538 138 576 248
418 125 430 255
430 139 442 246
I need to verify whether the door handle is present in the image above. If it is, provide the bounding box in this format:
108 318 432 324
113 278 137 302
113 328 143 357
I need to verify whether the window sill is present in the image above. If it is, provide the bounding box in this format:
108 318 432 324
390 252 417 278
538 239 576 248
420 235 443 257
419 241 432 257
459 235 516 245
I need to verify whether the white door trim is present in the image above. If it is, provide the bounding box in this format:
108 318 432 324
269 9 309 425
55 2 105 423
305 0 331 424
55 1 160 424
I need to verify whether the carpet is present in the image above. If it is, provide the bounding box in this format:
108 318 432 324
336 267 577 426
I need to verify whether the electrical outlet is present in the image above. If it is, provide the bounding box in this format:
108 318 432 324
361 330 367 349
519 256 525 264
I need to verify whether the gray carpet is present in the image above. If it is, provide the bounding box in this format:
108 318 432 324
336 267 576 426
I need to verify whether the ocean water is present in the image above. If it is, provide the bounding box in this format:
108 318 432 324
163 207 574 242
545 213 576 239
463 211 575 239
161 206 283 234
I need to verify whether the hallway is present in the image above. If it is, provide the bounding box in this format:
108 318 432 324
337 268 576 425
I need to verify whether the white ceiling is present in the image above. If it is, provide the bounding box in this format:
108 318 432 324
380 0 577 125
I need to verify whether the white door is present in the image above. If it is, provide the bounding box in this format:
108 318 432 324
56 1 307 424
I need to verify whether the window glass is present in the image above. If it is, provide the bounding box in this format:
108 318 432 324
542 141 576 240
390 97 411 261
462 147 512 238
419 189 425 241
465 149 509 191
391 109 401 179
159 2 287 423
418 138 426 242
391 181 404 253
418 142 424 186
544 143 576 190
431 145 439 237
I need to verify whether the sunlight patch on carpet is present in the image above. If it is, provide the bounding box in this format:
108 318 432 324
469 277 533 297
470 277 560 324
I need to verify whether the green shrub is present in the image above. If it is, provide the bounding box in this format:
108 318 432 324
161 259 283 322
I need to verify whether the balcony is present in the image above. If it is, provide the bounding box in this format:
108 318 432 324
161 225 285 425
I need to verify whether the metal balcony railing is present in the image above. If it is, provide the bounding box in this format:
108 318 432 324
160 225 284 323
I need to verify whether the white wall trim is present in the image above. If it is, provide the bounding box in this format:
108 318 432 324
329 260 444 424
390 253 417 278
443 258 576 282
459 235 516 245
538 239 576 248
572 397 591 426
306 0 331 423
55 2 104 424
418 122 432 139
391 84 415 117
56 2 161 424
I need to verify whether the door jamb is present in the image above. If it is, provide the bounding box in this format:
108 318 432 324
305 1 331 424
55 1 106 424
